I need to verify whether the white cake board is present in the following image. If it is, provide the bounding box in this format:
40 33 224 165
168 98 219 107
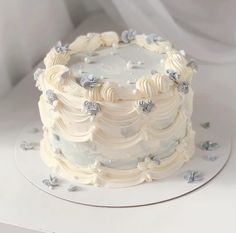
15 115 231 208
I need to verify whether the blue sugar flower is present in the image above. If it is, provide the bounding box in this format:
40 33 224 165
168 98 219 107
138 100 155 113
54 41 70 53
121 29 136 43
177 81 189 94
77 74 100 89
46 90 57 105
146 33 162 44
84 101 101 116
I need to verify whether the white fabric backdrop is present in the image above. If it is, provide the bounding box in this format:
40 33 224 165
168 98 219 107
1 0 236 99
98 0 236 63
0 0 73 99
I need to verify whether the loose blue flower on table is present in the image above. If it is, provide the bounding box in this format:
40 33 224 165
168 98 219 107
121 29 136 43
20 141 35 151
199 141 220 151
30 128 40 134
84 101 101 116
146 33 162 44
77 74 100 89
138 100 155 113
207 154 218 162
200 122 210 129
67 184 79 192
42 175 59 189
54 41 70 53
177 81 189 94
184 170 203 183
46 90 57 105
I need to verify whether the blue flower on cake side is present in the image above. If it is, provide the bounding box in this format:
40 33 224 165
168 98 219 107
149 152 161 165
84 101 101 116
138 100 155 113
121 29 137 43
46 90 57 105
54 41 70 53
77 74 100 89
177 81 189 94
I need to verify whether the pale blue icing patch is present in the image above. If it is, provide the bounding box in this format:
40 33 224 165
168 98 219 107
49 131 184 170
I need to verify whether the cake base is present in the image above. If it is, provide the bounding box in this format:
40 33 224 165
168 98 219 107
14 115 231 207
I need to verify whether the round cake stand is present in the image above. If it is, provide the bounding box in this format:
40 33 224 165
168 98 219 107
15 116 231 208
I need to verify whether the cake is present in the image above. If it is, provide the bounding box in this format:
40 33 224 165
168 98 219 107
34 30 197 188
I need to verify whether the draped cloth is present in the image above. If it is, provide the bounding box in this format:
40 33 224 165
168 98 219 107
1 0 235 98
0 0 73 98
97 0 236 64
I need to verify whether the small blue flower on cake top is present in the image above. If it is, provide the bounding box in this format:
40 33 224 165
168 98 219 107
177 80 189 94
42 175 59 189
121 29 136 43
77 74 100 89
184 170 203 183
187 59 198 72
146 33 163 44
138 100 155 113
84 101 101 116
54 41 70 53
46 90 57 105
199 140 220 151
166 69 189 94
166 69 180 82
33 68 44 81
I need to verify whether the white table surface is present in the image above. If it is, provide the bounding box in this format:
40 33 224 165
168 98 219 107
1 12 236 233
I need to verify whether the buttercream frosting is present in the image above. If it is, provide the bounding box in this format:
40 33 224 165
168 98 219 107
35 30 197 187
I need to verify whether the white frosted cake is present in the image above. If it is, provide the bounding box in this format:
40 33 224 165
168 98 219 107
34 30 197 187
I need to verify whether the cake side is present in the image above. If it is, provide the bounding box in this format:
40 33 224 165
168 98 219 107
34 30 197 187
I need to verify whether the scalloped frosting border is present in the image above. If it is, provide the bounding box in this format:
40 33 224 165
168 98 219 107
36 31 196 103
40 125 195 188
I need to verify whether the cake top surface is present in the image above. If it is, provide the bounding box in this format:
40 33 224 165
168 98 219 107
36 30 197 103
69 43 165 89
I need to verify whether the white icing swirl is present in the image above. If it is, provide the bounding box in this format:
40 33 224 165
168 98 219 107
44 48 70 68
36 31 196 187
44 65 69 91
100 31 119 46
136 74 172 97
165 50 193 79
152 73 172 93
134 34 172 54
86 87 102 101
100 82 118 102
